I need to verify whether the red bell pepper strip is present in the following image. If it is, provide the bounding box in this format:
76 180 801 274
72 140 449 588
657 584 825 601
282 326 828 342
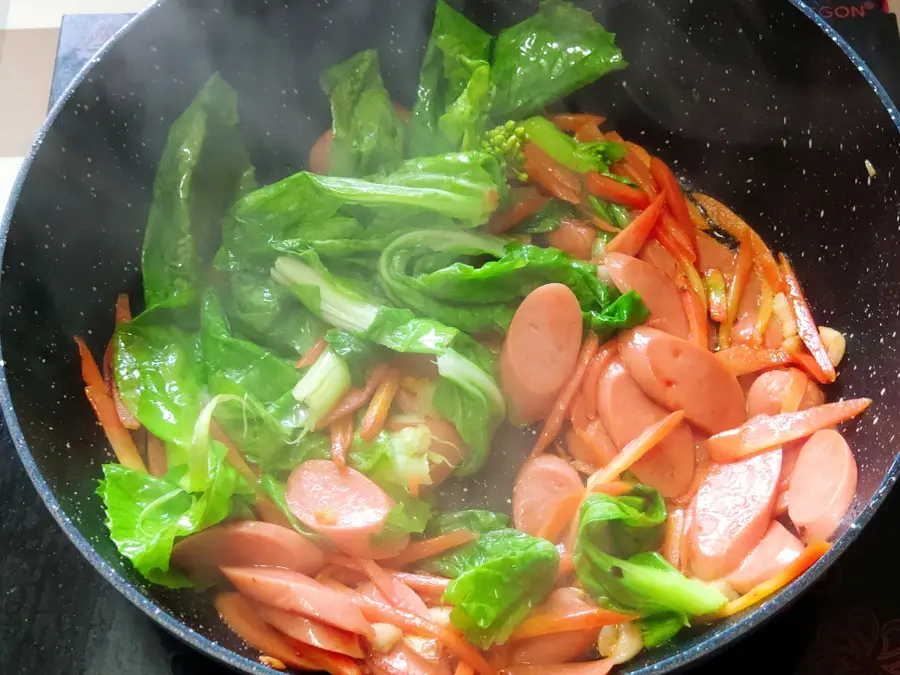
523 142 582 205
780 253 836 383
605 194 666 256
649 156 698 251
585 171 651 210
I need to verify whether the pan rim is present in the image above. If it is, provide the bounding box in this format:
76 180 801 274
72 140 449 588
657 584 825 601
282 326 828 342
0 1 897 674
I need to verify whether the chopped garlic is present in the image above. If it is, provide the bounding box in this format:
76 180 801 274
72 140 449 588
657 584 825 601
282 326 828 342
597 623 643 664
259 656 287 670
818 326 846 367
369 623 403 653
427 606 453 628
772 293 798 338
865 159 876 178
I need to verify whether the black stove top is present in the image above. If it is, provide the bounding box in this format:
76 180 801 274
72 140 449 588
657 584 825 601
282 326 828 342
2 3 899 674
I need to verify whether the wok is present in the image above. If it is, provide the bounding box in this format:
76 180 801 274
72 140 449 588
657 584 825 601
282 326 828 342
2 0 899 673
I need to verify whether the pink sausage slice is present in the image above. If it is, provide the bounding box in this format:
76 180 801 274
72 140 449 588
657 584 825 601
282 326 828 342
504 661 615 675
369 639 448 675
638 239 679 279
605 252 690 339
252 601 365 658
788 430 858 542
618 327 747 435
172 521 325 581
746 368 823 418
731 274 783 349
425 416 467 486
501 283 584 424
725 521 803 594
221 566 373 638
513 455 583 536
598 359 695 497
286 459 403 558
696 231 736 276
511 588 600 665
215 593 317 670
689 449 782 579
778 440 803 492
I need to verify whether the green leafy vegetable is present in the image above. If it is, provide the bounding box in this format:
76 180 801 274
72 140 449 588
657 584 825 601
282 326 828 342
636 613 687 649
521 116 625 174
436 529 560 648
408 0 494 156
321 49 405 176
291 348 352 431
520 200 575 234
491 0 627 119
142 73 247 308
97 444 249 587
426 509 510 537
587 290 649 341
479 121 528 183
574 488 727 626
323 329 388 386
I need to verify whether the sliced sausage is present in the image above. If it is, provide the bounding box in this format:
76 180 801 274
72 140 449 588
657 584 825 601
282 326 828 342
309 129 334 174
369 639 449 675
696 231 736 277
425 416 467 485
598 359 695 497
725 521 803 594
215 593 318 670
221 566 373 638
512 588 601 665
286 459 404 558
356 579 430 619
778 440 803 492
689 449 781 579
503 660 615 675
566 422 618 467
500 283 584 424
605 252 690 339
732 274 783 349
547 218 597 261
638 239 678 279
513 455 583 536
618 327 747 435
746 368 823 418
252 601 365 658
788 429 857 542
172 521 325 581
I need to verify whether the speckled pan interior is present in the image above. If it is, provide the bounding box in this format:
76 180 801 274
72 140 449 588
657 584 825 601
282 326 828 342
1 0 899 673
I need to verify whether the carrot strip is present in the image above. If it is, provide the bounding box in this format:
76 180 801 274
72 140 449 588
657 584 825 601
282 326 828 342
359 368 401 441
712 541 830 618
486 187 549 235
286 638 362 675
523 142 582 205
791 349 832 385
605 193 666 256
112 381 140 430
606 132 658 197
649 157 698 252
356 557 428 618
752 278 775 347
84 386 147 472
587 410 686 488
780 254 836 383
707 398 872 463
626 142 652 168
574 122 605 143
115 293 133 324
383 530 478 569
510 608 635 641
210 422 259 487
680 277 709 349
692 193 748 239
351 594 494 675
296 338 327 369
780 369 809 414
587 480 635 497
548 113 607 132
317 364 389 431
585 171 651 210
671 446 711 508
715 346 794 377
146 432 168 478
569 393 589 432
718 231 754 349
537 490 585 544
705 268 728 323
75 337 106 390
751 232 783 293
102 294 133 383
580 352 607 420
330 416 354 470
686 199 711 231
531 334 601 457
455 662 476 675
655 213 697 263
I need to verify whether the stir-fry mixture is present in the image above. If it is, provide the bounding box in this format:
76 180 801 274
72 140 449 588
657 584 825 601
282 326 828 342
73 2 871 674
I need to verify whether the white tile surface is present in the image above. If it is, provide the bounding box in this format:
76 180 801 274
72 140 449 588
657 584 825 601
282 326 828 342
5 0 154 30
0 157 25 217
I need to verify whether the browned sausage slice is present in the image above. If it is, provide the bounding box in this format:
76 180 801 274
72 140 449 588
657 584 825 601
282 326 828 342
597 359 695 497
725 520 803 594
618 327 747 435
604 252 690 339
788 429 858 542
172 521 325 581
500 283 584 424
689 449 782 579
513 455 584 536
286 459 404 558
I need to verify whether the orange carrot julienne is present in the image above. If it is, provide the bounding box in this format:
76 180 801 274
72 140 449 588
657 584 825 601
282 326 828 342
317 364 389 431
605 193 666 256
115 293 132 324
84 385 147 472
791 349 832 385
523 142 582 205
296 338 327 369
626 142 652 168
455 662 475 675
707 398 871 463
680 276 709 350
537 490 585 544
586 410 686 488
532 333 601 457
606 132 658 197
569 393 589 432
752 278 775 347
330 416 354 470
655 213 697 263
351 594 494 675
712 541 830 618
780 253 836 383
486 187 549 235
587 480 635 497
75 337 105 390
686 198 711 231
719 231 754 349
510 607 636 642
580 353 606 421
662 507 687 572
692 193 748 240
210 422 259 486
112 381 140 430
574 121 605 143
714 346 794 377
548 113 607 132
671 449 710 508
359 368 401 441
751 231 783 293
326 555 451 595
356 557 428 618
586 171 651 210
649 157 698 252
383 530 478 569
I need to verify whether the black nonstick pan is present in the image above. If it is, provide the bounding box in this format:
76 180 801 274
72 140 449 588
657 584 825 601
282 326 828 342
2 0 899 673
